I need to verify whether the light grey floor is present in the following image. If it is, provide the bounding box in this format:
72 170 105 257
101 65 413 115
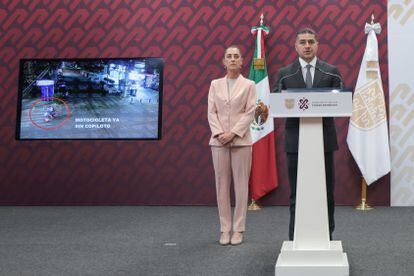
0 206 412 276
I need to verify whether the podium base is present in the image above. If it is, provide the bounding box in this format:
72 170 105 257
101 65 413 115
275 241 349 276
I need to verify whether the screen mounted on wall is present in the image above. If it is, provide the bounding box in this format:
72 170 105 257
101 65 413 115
16 58 163 140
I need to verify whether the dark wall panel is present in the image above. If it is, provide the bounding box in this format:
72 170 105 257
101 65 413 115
0 0 389 205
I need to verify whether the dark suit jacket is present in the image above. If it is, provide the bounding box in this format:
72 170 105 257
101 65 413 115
271 59 343 153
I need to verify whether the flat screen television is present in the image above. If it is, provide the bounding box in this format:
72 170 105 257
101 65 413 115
16 58 163 140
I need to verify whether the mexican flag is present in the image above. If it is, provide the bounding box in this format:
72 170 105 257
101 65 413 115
248 23 278 200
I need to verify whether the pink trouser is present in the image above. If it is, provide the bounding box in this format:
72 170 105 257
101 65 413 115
211 146 252 233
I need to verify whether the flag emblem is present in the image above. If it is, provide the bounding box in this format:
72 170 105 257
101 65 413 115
350 79 387 130
252 100 269 130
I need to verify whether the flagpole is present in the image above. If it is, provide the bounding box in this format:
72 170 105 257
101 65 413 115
355 177 373 211
248 13 265 211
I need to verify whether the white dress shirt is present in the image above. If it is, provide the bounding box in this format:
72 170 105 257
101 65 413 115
299 57 317 85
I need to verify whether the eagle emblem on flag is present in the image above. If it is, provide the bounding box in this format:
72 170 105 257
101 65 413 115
252 100 269 130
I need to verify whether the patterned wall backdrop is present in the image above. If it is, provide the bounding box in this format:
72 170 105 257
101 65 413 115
388 0 414 206
0 0 389 205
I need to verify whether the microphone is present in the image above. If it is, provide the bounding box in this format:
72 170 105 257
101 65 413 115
315 66 344 90
276 67 301 92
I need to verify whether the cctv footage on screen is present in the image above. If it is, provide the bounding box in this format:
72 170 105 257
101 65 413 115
16 58 163 140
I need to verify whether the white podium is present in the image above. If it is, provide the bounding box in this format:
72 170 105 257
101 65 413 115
270 90 352 276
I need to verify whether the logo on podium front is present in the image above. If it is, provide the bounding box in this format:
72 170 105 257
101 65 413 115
285 98 295 109
299 98 309 110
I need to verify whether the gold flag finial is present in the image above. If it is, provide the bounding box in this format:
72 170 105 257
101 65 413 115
254 13 266 70
371 13 375 25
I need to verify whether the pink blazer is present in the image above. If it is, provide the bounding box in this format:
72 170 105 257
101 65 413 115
208 75 257 147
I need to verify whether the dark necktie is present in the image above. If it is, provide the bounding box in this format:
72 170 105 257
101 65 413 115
305 64 312 88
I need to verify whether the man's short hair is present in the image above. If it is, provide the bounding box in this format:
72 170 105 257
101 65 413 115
296 28 318 41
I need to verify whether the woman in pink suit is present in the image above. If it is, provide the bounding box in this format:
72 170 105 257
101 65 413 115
207 46 257 245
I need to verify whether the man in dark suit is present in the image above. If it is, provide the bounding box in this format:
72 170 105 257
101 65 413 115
272 28 343 240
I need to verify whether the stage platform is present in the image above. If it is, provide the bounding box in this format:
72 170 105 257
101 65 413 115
0 206 411 276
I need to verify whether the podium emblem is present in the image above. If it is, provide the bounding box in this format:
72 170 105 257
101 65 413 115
285 98 295 109
299 98 309 110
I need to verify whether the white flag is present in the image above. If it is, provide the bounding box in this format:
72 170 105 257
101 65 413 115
346 22 391 185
